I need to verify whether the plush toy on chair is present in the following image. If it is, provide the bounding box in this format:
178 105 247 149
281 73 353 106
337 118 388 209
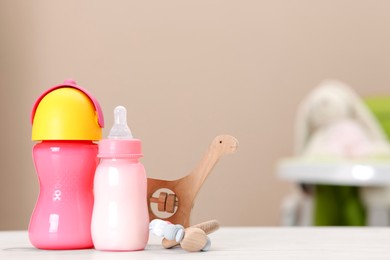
295 80 390 226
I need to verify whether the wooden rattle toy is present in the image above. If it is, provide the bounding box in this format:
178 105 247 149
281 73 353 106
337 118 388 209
147 135 238 227
149 219 215 252
162 219 220 249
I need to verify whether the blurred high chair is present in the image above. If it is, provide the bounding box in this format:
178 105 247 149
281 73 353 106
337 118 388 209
278 80 390 226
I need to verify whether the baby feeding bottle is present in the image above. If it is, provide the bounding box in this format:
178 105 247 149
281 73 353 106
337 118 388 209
29 80 104 249
91 106 149 251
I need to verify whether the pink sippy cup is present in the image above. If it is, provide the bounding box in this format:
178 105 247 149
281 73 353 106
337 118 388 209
29 80 104 249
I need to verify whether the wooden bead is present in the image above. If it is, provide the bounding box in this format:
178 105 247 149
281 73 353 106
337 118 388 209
166 193 177 213
180 228 208 252
158 192 167 212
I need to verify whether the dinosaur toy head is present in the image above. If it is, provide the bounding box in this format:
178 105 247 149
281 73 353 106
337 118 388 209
212 135 239 154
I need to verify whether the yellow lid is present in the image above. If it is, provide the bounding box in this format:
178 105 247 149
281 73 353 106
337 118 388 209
31 80 104 141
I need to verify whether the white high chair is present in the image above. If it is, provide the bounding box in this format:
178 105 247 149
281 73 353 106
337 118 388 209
278 80 390 226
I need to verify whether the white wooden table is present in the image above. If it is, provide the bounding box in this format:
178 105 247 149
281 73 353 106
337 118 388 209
1 228 390 259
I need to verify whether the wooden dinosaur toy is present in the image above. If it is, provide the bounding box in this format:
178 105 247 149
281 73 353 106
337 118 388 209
147 135 238 227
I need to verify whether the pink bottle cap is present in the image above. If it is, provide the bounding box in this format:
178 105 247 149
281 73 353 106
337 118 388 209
98 139 142 158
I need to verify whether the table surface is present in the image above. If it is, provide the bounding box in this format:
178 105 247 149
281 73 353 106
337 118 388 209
1 228 390 259
278 158 390 186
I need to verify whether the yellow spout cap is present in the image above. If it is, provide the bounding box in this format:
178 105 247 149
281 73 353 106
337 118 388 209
31 80 104 141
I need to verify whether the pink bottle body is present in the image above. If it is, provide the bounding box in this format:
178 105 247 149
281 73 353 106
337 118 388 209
91 156 149 251
29 141 98 249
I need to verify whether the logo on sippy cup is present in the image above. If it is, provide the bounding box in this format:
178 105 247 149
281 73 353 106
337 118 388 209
53 190 61 201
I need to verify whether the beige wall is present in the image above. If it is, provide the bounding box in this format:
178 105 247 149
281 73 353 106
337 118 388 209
2 0 390 230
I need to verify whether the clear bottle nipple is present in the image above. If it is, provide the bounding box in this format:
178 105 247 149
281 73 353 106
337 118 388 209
108 106 133 139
